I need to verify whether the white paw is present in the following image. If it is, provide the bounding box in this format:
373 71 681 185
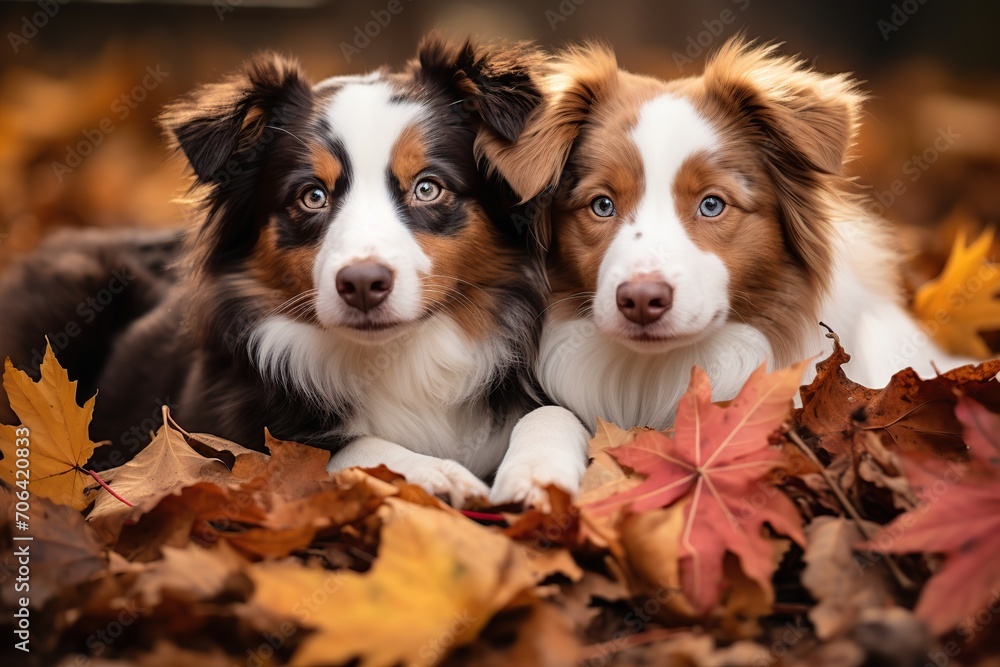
489 457 586 511
402 457 490 508
490 405 590 511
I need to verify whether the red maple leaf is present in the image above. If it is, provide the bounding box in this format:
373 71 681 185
585 363 807 613
866 397 1000 635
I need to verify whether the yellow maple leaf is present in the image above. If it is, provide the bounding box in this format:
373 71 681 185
0 342 104 510
249 500 535 667
913 228 1000 359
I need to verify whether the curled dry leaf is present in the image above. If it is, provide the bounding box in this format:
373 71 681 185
796 332 1000 457
112 482 269 562
247 430 335 500
0 342 104 510
503 486 580 549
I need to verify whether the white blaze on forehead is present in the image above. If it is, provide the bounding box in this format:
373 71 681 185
632 94 718 216
313 81 431 326
593 92 730 339
323 81 425 196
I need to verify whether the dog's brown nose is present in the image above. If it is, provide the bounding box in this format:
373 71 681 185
616 278 674 325
336 261 394 313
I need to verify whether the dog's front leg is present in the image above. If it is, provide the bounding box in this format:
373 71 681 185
489 406 591 511
327 436 490 508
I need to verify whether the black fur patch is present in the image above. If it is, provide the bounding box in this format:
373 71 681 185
411 34 543 143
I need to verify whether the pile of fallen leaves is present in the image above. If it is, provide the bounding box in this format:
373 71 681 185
0 339 998 667
0 233 999 667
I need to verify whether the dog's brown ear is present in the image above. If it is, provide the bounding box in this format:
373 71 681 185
704 39 864 176
161 52 312 183
475 43 618 204
702 39 865 283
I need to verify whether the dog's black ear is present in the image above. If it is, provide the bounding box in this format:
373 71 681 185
475 43 618 205
161 53 312 183
702 39 865 286
411 34 544 144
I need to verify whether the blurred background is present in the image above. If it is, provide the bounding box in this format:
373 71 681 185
1 0 998 292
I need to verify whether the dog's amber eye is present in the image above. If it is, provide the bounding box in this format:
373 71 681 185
698 195 725 218
300 187 329 210
413 178 443 203
590 196 616 218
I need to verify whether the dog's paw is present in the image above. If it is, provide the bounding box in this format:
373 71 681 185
490 406 590 511
489 457 585 512
403 457 490 508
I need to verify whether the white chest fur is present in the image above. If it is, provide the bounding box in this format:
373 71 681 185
537 317 774 431
249 314 513 477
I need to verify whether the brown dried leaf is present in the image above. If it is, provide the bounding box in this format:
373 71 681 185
0 488 106 609
797 333 1000 456
89 412 232 525
130 541 248 607
802 516 894 639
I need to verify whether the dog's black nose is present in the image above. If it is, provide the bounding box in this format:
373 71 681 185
336 261 394 313
616 278 674 325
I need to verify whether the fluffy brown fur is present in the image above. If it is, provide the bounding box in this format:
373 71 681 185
488 38 875 366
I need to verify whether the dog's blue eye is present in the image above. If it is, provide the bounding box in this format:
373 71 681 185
414 179 443 203
301 187 328 210
590 196 616 218
698 195 725 218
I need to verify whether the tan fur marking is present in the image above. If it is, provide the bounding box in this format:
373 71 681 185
414 209 513 340
310 146 343 189
391 123 428 189
248 223 318 318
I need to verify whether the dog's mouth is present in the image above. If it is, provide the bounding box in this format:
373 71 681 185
615 329 702 353
329 316 411 344
333 309 437 344
346 320 405 332
608 310 726 353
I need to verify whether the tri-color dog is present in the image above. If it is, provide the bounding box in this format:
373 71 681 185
0 37 591 507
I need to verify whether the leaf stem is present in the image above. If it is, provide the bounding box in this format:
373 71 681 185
86 469 134 507
784 427 913 590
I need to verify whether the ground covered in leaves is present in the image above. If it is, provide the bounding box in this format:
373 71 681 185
0 234 995 667
0 327 998 667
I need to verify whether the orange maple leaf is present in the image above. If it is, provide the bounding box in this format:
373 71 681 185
584 362 807 613
865 397 1000 635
